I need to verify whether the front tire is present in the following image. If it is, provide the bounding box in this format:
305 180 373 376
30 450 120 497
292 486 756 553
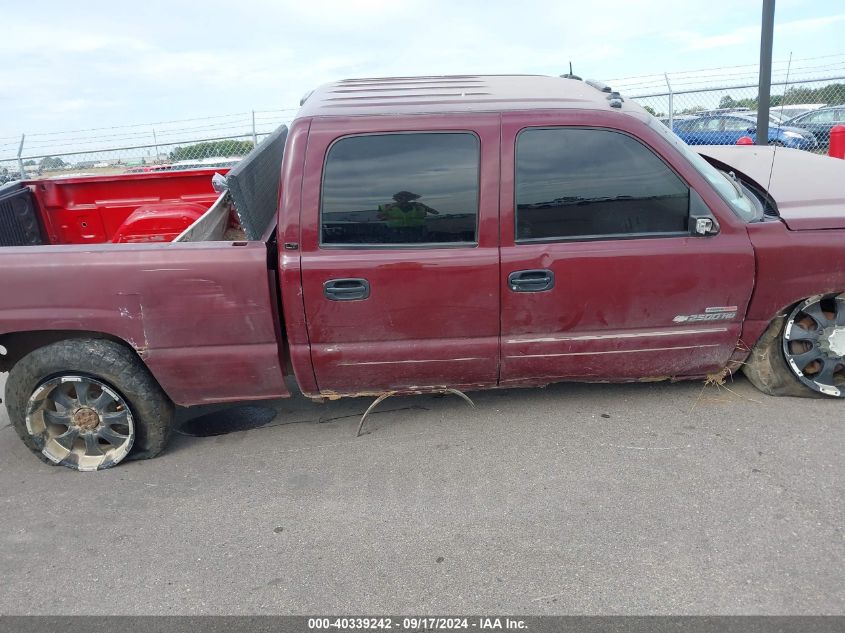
5 338 174 471
744 295 845 398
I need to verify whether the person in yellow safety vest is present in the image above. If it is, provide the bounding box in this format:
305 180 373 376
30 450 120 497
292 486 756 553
378 191 439 229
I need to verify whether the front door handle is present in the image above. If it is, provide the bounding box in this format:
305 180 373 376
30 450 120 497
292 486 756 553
508 269 555 293
324 278 370 301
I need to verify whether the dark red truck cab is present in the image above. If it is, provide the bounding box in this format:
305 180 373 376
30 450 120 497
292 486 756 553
2 75 844 471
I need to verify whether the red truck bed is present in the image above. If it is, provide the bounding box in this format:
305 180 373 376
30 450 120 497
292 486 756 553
24 168 227 244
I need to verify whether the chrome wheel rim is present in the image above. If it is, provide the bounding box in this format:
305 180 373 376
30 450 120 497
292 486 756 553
25 375 135 471
782 294 845 397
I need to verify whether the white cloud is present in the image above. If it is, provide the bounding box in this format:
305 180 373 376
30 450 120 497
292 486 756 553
676 13 845 51
0 0 841 148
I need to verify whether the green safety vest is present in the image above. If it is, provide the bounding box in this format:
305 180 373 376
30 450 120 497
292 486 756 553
378 202 428 228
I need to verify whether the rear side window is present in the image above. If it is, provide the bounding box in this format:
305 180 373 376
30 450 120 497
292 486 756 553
321 133 479 246
516 128 690 241
724 117 752 131
804 110 836 124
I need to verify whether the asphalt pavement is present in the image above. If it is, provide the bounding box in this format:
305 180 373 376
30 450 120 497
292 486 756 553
0 371 842 615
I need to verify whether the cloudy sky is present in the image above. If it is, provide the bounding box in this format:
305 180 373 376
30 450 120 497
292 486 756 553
0 0 842 155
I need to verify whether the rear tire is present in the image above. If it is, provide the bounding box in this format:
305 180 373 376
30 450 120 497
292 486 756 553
4 338 174 470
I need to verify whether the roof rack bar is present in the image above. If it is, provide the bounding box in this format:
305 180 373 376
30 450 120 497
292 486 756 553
585 79 612 93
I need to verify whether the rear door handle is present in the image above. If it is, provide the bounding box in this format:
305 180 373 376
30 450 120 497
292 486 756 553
324 278 370 301
508 269 555 292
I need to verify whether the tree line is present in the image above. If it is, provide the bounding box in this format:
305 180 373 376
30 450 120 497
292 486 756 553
169 139 254 162
718 83 845 110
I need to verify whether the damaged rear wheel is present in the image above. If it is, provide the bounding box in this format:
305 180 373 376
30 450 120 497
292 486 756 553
25 375 135 470
5 338 174 471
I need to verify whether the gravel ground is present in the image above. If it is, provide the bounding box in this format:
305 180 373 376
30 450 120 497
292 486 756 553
0 371 842 615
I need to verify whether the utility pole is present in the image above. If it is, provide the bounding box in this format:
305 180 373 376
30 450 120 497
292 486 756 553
252 110 258 147
757 0 776 145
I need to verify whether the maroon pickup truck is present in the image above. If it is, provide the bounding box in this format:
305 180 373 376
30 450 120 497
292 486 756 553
2 74 844 471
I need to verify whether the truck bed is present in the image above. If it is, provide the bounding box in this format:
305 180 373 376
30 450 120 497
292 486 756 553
20 168 229 245
0 126 291 406
1 125 288 248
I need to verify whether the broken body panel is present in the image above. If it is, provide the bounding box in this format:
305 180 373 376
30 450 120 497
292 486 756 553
0 241 288 405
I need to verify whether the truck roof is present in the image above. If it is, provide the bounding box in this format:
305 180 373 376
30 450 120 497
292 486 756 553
295 74 643 119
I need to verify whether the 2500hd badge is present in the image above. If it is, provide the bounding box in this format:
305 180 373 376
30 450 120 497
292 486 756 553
673 306 739 322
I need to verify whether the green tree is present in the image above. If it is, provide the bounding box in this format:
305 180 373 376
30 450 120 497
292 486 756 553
169 140 254 162
678 105 706 115
23 159 36 166
643 105 665 117
715 83 845 112
39 156 65 169
719 95 737 109
772 83 845 106
719 94 759 110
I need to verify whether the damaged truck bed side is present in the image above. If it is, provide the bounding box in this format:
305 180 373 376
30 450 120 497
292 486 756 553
2 74 844 471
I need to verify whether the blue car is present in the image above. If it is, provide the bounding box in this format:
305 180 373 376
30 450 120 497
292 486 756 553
672 114 818 150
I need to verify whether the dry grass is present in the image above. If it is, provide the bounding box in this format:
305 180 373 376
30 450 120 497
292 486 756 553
691 364 763 412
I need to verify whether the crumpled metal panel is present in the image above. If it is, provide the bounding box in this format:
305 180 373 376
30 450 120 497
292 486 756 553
226 124 288 240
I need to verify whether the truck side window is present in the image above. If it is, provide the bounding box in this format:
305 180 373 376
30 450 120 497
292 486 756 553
515 128 690 242
321 133 479 246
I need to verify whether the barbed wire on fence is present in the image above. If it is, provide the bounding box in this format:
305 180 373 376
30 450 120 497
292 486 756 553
3 61 845 181
606 53 845 92
0 105 296 180
618 74 844 152
0 105 297 174
0 130 285 181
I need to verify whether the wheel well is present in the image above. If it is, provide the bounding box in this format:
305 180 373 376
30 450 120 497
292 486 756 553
746 293 840 352
0 331 139 373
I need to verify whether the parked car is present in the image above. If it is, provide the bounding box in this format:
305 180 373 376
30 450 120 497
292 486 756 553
658 114 697 127
748 111 790 125
783 105 845 148
694 107 753 117
772 103 827 120
123 165 170 174
673 114 818 149
2 74 845 471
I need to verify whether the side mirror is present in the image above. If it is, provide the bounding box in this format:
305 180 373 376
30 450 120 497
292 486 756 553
693 218 715 235
689 189 720 237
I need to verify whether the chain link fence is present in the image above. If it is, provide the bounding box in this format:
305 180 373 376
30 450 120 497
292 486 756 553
0 109 294 183
613 69 845 153
3 64 845 183
0 133 274 182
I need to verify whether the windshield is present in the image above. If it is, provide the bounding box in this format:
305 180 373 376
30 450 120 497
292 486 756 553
647 117 758 222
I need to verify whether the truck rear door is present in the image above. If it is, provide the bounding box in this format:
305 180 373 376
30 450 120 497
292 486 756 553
299 114 500 394
498 111 755 385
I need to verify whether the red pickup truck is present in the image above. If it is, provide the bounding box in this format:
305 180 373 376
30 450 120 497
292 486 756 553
2 74 844 471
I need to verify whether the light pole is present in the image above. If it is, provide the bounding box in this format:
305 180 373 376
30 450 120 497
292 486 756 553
757 0 776 145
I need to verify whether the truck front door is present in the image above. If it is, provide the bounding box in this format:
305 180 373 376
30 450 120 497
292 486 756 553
498 111 756 385
299 115 500 394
